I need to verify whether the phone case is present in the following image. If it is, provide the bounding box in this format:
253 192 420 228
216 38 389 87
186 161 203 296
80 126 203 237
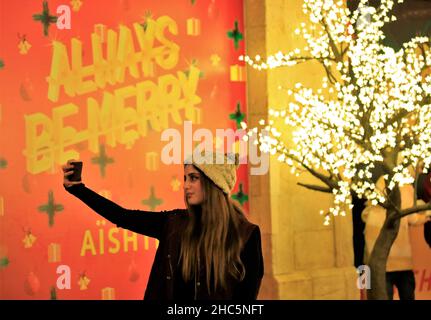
69 162 83 181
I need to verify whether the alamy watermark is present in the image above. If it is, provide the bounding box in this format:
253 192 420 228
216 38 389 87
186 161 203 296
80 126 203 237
57 5 72 30
56 265 71 290
160 121 269 175
57 264 372 290
356 265 371 290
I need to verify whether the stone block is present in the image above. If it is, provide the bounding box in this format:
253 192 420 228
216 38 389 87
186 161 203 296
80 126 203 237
294 229 334 270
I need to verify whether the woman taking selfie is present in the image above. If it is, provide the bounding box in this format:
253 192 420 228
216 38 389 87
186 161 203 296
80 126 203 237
62 152 264 300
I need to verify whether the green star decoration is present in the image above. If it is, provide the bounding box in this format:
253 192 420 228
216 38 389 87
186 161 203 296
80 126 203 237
227 20 243 50
191 0 197 4
0 158 7 169
0 257 10 268
38 190 64 227
231 183 248 205
141 186 163 210
0 59 4 69
229 102 245 128
32 1 58 37
91 144 114 178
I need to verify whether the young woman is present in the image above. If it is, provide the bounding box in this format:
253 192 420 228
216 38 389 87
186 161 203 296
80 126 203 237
62 153 264 300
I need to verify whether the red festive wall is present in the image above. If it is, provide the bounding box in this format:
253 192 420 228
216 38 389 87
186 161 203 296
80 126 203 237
0 0 248 299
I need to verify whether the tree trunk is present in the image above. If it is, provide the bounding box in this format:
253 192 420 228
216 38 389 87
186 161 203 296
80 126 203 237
366 186 401 300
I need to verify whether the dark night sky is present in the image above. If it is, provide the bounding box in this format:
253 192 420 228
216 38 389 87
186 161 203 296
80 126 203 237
346 0 431 50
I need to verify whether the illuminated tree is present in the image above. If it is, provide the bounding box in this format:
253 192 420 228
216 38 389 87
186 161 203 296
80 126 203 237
241 0 431 300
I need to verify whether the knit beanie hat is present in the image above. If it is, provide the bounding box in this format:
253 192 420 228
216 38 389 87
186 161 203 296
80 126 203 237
185 152 240 194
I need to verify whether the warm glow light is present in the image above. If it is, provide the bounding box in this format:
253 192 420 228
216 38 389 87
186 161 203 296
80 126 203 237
243 0 431 223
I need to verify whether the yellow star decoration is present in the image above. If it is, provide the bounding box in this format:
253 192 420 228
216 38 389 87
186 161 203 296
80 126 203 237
78 274 91 290
171 177 181 191
210 54 221 66
18 39 31 55
70 0 83 12
23 232 37 248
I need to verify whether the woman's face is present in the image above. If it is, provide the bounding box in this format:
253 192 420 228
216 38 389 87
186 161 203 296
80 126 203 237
184 165 204 205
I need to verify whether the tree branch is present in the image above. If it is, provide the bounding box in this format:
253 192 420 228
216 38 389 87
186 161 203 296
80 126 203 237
322 18 342 62
300 160 339 190
282 150 338 191
314 116 367 149
393 202 431 220
297 182 332 193
385 109 410 128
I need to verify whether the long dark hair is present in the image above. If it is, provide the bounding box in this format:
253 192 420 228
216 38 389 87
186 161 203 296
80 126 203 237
179 165 246 294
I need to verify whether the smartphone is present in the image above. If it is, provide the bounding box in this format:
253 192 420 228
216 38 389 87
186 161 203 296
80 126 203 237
69 161 83 182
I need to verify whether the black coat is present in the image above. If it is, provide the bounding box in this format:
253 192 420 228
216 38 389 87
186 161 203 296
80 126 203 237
64 183 264 300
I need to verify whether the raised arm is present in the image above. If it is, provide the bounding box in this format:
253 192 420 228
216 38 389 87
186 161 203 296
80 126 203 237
62 159 169 239
64 183 168 239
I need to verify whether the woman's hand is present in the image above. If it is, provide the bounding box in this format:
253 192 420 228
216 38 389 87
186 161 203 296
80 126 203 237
62 159 83 188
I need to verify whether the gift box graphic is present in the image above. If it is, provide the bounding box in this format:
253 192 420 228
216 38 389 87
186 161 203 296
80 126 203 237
230 65 246 82
101 287 115 300
48 243 61 263
186 18 201 36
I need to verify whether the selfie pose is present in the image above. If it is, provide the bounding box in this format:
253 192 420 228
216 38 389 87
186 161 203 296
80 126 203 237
62 153 264 300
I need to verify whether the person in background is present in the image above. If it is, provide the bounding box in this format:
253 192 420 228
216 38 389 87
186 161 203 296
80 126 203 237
417 171 431 248
362 170 431 300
